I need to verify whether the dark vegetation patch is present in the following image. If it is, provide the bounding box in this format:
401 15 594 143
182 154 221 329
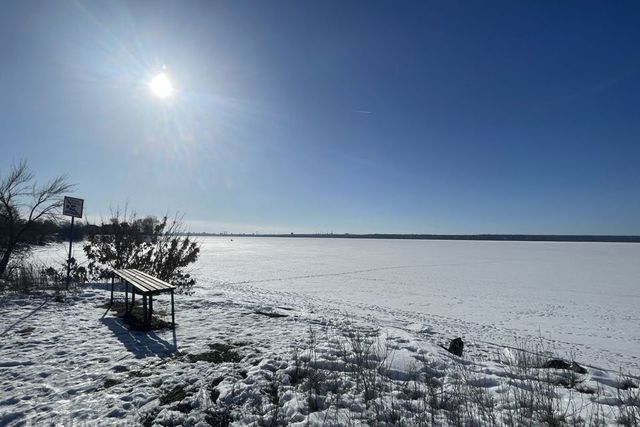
205 408 232 427
140 408 161 427
265 380 280 405
159 386 187 405
16 326 35 336
176 401 192 413
211 376 225 387
103 378 122 389
129 370 152 378
210 388 221 403
187 343 242 364
541 359 587 374
99 301 172 330
209 376 225 403
122 312 172 331
576 384 596 394
619 378 638 390
99 300 168 317
254 310 288 318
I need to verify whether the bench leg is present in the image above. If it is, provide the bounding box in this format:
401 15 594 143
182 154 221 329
110 275 114 306
131 288 135 308
149 295 153 327
125 281 129 311
171 290 175 329
143 295 148 329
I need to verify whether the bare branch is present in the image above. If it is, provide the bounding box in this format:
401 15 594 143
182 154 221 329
0 160 33 199
0 161 33 223
26 174 74 224
0 160 75 276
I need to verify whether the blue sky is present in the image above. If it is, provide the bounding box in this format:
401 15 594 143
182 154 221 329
1 1 639 234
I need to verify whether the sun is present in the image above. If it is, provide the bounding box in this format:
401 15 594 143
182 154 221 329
149 72 174 98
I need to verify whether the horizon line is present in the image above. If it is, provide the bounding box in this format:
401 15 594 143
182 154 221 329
182 232 640 243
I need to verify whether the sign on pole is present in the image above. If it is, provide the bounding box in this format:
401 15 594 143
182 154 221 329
63 196 84 288
63 196 84 218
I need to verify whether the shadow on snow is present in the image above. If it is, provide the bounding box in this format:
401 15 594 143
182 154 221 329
100 316 177 359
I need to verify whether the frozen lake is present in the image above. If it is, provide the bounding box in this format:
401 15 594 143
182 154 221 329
194 237 640 369
12 236 639 425
35 236 640 371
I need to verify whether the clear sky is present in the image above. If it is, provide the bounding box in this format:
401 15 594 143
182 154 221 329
1 1 639 234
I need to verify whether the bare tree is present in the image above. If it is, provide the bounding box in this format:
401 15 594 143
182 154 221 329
0 160 73 276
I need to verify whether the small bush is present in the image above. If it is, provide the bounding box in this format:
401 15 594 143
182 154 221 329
83 209 200 293
42 257 87 284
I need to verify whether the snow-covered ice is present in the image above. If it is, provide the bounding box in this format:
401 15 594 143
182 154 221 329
193 237 640 372
1 237 639 425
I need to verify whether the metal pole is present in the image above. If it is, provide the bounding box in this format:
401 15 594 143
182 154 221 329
143 295 148 329
65 216 75 288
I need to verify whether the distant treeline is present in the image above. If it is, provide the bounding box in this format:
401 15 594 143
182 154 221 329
1 217 161 246
191 232 640 243
0 219 99 246
2 216 190 248
5 220 639 245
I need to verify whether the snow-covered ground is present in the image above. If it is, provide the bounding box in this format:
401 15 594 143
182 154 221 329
191 238 640 373
1 237 639 425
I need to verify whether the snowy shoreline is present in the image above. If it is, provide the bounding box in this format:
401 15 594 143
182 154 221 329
1 280 638 426
29 237 640 372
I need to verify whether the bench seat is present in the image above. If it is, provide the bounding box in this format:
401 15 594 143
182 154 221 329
114 269 175 295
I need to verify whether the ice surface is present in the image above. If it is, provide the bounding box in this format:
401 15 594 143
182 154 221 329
192 237 640 372
28 237 640 372
1 237 638 425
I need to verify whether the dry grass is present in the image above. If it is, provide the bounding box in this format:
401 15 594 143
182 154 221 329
274 327 640 426
0 262 78 302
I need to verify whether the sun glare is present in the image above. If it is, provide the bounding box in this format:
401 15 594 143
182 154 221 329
149 72 174 98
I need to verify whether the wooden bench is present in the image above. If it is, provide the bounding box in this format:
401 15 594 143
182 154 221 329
110 269 176 329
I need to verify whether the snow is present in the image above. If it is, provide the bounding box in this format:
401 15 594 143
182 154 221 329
1 237 639 425
193 237 640 372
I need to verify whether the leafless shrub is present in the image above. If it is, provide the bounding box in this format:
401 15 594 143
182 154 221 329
280 326 627 426
301 326 325 413
460 368 498 426
256 373 286 427
338 326 391 404
617 372 640 427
